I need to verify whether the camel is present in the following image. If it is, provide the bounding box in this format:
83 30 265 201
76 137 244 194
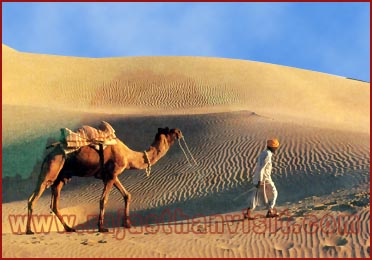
26 126 183 234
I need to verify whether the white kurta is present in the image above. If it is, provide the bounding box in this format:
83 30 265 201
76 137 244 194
248 149 278 210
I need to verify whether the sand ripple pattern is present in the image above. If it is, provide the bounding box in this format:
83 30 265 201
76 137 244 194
47 111 369 217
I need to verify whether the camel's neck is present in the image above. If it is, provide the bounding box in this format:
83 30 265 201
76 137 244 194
125 137 174 170
145 146 167 166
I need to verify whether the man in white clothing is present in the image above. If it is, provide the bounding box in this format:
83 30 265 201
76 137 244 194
244 138 280 219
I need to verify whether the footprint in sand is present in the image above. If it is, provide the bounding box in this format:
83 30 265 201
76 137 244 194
81 239 96 246
322 235 348 252
312 204 328 211
80 236 108 245
216 239 240 250
217 243 240 251
329 204 357 214
30 236 42 244
324 200 337 206
273 241 294 251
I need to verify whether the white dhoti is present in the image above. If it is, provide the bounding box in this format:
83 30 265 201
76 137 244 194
247 181 278 210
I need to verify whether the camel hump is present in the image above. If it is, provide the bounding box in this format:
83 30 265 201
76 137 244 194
60 121 117 148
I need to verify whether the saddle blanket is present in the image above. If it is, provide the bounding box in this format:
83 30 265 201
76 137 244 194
60 121 117 149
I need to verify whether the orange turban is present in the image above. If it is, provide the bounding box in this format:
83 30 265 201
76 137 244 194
267 138 280 148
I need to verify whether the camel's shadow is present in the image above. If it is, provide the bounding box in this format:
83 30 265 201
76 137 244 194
74 187 248 232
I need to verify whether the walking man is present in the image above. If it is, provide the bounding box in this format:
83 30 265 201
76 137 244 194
244 138 280 219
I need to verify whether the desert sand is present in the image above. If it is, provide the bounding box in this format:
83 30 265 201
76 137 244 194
2 44 370 258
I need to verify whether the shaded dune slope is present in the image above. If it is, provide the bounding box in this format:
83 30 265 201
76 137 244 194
3 111 369 213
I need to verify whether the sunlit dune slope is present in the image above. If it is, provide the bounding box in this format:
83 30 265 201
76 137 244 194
2 44 369 133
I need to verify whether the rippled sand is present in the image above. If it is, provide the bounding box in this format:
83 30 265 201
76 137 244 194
2 44 370 258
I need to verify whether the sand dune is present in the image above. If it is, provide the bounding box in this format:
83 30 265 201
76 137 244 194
2 44 369 133
2 44 370 258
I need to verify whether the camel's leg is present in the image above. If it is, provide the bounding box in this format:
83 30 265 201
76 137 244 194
26 182 48 235
51 180 76 232
113 177 132 228
26 152 65 235
98 179 115 232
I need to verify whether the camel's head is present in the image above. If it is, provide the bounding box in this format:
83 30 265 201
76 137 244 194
157 127 183 142
170 128 183 140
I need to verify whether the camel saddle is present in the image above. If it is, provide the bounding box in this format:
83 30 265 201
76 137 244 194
59 121 117 180
60 121 117 149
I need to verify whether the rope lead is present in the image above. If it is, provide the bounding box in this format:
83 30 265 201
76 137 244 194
178 139 191 166
182 137 198 166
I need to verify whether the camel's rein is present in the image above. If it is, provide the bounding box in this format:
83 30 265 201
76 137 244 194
143 136 197 177
178 137 197 166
